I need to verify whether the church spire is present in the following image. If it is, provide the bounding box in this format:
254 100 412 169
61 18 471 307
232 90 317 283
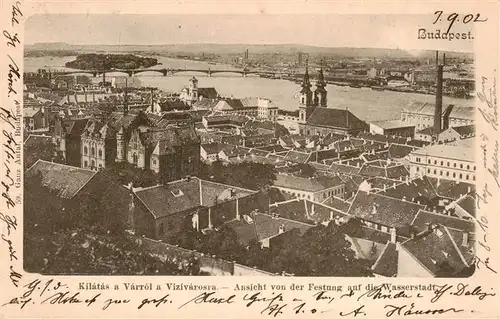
314 62 328 107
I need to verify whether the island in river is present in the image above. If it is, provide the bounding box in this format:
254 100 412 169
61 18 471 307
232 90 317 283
65 53 159 70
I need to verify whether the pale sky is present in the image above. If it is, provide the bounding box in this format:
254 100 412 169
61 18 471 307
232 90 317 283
25 14 474 52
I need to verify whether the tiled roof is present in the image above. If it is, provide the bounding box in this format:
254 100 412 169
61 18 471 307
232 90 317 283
24 107 41 118
197 88 219 99
306 108 368 131
451 124 475 137
324 196 351 213
411 144 474 162
25 160 96 199
134 179 201 218
192 98 220 110
348 190 425 228
401 225 469 276
200 179 255 206
382 176 437 203
388 144 414 158
427 178 474 200
24 134 52 147
371 242 398 277
329 163 360 175
225 212 312 245
274 174 344 193
158 99 190 111
411 209 475 233
371 119 414 129
455 194 476 217
284 150 311 164
214 99 245 111
201 143 233 155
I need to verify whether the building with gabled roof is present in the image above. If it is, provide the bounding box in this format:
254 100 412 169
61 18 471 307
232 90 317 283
272 174 345 202
130 177 268 240
53 117 89 167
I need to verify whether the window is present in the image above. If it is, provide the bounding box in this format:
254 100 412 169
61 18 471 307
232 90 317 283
474 166 476 171
447 162 450 167
91 159 95 168
433 169 436 174
91 147 95 157
434 160 437 165
428 159 431 164
98 149 102 158
84 160 88 167
427 169 430 173
440 161 443 166
84 146 88 155
446 172 449 177
460 164 463 169
453 173 456 178
473 175 476 181
152 159 157 165
416 167 419 172
466 175 469 180
454 163 457 168
467 165 470 170
459 174 462 179
440 170 443 176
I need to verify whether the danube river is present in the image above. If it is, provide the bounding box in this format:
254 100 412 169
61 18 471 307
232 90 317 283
25 56 474 122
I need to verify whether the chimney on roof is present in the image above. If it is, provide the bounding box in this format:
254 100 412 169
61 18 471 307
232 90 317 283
278 224 285 234
383 184 386 192
371 204 377 215
462 231 469 247
467 186 471 193
390 227 397 243
405 175 409 185
402 196 406 201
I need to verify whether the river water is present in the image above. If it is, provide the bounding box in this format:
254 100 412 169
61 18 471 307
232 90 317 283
25 55 474 122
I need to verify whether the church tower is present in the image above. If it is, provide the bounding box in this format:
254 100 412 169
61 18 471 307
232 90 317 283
188 76 198 104
298 64 314 123
116 126 126 162
314 67 327 107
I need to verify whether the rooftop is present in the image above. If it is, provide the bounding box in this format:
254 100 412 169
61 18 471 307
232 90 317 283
274 174 344 193
25 160 96 199
411 144 474 162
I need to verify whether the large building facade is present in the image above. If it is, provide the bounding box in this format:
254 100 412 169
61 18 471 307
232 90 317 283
401 102 474 131
408 144 476 183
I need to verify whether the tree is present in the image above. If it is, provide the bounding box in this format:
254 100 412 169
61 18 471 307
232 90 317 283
24 139 57 169
198 161 277 191
103 162 160 188
265 222 373 276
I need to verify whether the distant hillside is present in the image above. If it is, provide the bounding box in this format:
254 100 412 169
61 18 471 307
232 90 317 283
25 42 473 59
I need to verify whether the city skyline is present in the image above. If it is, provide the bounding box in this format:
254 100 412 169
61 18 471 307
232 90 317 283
25 14 474 53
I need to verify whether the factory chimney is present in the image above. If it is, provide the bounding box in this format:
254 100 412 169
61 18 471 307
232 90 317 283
434 51 445 138
123 78 129 116
150 88 155 113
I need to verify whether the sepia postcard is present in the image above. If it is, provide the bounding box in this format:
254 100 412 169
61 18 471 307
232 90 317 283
0 0 499 318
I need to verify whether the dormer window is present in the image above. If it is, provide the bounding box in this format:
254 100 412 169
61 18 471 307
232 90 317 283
171 189 184 197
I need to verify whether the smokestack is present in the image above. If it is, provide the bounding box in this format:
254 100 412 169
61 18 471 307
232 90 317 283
150 88 154 113
123 78 129 116
434 51 443 136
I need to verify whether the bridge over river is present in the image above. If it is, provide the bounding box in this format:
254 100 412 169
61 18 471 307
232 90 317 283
41 67 288 78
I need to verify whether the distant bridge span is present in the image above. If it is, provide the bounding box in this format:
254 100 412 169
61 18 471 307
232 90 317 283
43 67 281 78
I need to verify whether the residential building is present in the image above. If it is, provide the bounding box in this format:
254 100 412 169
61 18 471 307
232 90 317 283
24 106 47 131
369 119 415 138
53 117 89 167
129 177 268 239
179 77 219 106
408 144 476 182
272 174 345 202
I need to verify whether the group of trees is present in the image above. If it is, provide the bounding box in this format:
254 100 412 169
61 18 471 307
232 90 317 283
65 54 158 70
24 173 199 275
198 161 277 191
165 213 373 277
24 138 64 170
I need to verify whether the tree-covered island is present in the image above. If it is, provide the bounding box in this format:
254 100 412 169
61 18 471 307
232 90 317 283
65 54 159 70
